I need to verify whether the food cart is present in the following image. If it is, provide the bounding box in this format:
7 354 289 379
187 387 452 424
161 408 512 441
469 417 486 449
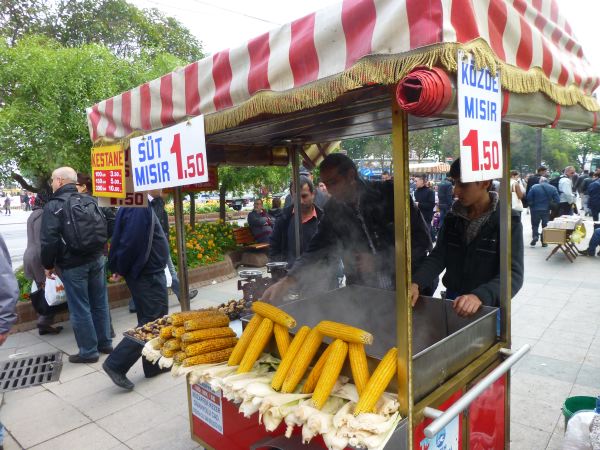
87 0 599 447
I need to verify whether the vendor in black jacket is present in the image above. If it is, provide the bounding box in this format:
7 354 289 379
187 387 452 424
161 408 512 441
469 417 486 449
411 159 524 317
263 153 433 303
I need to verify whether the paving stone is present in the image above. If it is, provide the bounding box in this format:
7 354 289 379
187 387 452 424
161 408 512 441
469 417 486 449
511 372 573 405
546 431 563 450
531 340 588 364
510 393 563 433
125 415 196 450
574 364 600 389
29 423 122 450
510 421 551 450
538 328 594 350
515 354 580 384
45 371 113 402
69 386 146 421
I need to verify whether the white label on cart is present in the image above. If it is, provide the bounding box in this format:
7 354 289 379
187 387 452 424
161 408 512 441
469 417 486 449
457 51 502 182
191 383 223 434
418 416 459 450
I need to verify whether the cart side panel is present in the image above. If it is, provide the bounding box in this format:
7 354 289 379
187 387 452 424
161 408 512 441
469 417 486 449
413 390 463 450
468 375 506 450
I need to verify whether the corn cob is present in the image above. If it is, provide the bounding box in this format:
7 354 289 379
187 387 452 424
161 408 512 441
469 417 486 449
228 314 263 366
180 341 189 351
163 338 181 351
237 318 274 373
273 324 291 358
354 347 397 415
183 347 235 367
184 314 229 331
173 351 188 364
159 326 175 339
152 337 166 350
301 344 332 394
170 310 219 327
181 327 236 343
349 343 370 395
185 337 239 357
316 321 373 345
281 328 323 393
311 339 348 409
160 347 177 358
252 302 296 328
173 326 186 338
271 326 311 391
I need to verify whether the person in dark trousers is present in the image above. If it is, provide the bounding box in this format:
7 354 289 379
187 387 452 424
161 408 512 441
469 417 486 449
103 205 170 390
414 175 436 231
268 197 284 225
41 167 112 363
581 172 597 216
525 166 548 197
437 175 454 228
588 174 600 221
263 153 434 303
558 166 576 216
526 177 560 247
3 196 10 215
248 198 273 243
411 158 524 317
23 190 63 335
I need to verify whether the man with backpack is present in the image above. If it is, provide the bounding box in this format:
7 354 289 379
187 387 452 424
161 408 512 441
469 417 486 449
549 166 576 216
41 167 112 363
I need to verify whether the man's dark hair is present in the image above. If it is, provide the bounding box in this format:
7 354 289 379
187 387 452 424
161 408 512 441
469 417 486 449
382 170 390 176
537 166 547 174
417 174 428 182
272 197 281 208
510 170 520 177
584 169 589 175
289 175 314 194
320 153 358 178
449 158 461 179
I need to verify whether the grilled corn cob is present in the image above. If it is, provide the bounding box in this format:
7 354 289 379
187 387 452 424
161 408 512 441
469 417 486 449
185 337 239 357
354 347 397 415
228 314 263 366
173 351 188 364
181 327 236 343
252 302 296 328
170 310 219 327
183 314 229 331
349 343 370 395
173 326 186 338
316 320 373 345
281 328 323 393
183 347 235 366
311 339 348 409
152 337 166 350
237 318 274 373
163 338 181 351
301 343 333 394
273 324 291 358
271 326 311 391
160 347 177 358
159 326 175 339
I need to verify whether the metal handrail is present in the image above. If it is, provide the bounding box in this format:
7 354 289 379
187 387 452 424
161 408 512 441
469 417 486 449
423 345 531 438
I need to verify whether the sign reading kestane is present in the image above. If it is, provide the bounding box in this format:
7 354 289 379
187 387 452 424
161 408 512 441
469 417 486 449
98 147 148 208
457 51 503 182
91 144 126 198
130 115 208 191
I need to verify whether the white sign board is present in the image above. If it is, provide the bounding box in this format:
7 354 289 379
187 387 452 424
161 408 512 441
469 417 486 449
418 416 459 450
98 147 148 208
191 383 223 434
130 115 208 191
457 51 502 182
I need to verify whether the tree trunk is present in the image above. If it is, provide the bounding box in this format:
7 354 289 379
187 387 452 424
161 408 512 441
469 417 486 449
219 184 227 222
11 172 44 193
189 193 196 227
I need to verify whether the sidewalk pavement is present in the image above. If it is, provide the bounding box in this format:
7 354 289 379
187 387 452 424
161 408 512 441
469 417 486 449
0 213 599 449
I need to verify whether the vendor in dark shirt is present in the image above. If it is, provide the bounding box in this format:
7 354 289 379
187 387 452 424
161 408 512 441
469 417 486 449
411 159 524 317
262 153 433 304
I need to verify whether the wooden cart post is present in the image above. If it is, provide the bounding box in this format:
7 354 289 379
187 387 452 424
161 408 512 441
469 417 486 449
174 186 191 311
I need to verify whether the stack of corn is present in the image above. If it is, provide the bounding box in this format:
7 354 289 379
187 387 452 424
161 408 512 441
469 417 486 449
156 310 237 367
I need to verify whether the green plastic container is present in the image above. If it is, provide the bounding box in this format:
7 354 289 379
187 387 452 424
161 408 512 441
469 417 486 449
562 396 597 428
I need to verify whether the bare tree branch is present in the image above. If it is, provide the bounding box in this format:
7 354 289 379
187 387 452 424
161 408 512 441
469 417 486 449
11 172 41 192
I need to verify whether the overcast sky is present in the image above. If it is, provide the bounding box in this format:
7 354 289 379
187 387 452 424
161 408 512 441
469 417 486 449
129 0 600 79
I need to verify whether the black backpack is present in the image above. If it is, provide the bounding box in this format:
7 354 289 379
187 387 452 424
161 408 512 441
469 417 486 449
549 175 563 192
60 193 108 254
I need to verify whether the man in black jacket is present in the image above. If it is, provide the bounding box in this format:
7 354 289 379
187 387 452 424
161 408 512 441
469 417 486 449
414 175 436 231
437 175 454 227
525 166 548 196
411 159 524 317
41 167 112 363
263 154 433 303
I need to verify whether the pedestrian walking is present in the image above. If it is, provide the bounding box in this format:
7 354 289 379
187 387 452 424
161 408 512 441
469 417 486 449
3 196 11 215
510 170 525 214
588 174 600 221
556 166 576 216
437 175 454 228
526 177 559 247
581 172 597 216
414 175 436 231
41 167 112 363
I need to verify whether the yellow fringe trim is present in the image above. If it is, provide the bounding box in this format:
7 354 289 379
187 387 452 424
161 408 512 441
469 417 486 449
93 38 599 145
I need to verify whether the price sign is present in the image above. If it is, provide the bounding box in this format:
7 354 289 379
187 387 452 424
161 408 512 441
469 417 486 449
191 383 223 434
98 147 148 208
130 115 208 191
91 144 126 198
457 51 502 182
163 166 219 193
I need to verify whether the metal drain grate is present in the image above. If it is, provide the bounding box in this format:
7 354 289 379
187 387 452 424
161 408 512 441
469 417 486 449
0 351 63 392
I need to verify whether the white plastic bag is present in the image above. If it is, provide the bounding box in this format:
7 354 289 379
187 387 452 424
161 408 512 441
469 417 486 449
164 265 172 288
45 276 67 306
563 411 595 450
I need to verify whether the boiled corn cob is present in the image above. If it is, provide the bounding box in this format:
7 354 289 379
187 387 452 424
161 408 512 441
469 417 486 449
273 324 291 358
159 326 175 339
237 318 274 373
354 347 397 415
163 338 181 351
183 347 235 367
281 328 323 393
152 337 166 350
160 347 177 358
173 326 186 338
349 343 370 395
301 343 333 394
228 314 263 366
181 327 236 343
311 339 348 409
173 351 188 364
252 302 296 328
183 314 229 331
271 326 311 391
170 310 219 327
185 337 239 357
316 321 373 345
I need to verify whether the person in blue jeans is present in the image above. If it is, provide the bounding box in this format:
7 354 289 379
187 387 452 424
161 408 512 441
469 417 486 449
580 227 600 257
40 167 112 363
526 177 560 247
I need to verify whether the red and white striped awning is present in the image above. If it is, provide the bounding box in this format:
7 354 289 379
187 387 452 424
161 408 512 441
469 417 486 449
87 0 600 143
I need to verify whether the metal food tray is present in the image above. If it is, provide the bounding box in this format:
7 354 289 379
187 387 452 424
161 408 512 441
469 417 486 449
269 286 498 403
122 332 150 346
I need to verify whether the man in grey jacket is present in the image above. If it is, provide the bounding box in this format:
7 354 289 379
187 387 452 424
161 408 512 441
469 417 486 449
558 166 576 216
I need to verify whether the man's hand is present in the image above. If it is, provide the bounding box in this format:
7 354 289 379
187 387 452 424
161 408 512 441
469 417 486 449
0 333 9 346
452 294 482 317
262 277 294 306
410 283 420 306
45 268 56 280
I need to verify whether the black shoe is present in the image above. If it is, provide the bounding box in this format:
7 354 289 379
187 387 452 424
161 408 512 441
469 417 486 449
102 361 134 390
542 243 548 247
530 239 537 247
68 354 99 364
99 346 113 354
129 308 136 313
189 289 199 300
38 325 63 335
